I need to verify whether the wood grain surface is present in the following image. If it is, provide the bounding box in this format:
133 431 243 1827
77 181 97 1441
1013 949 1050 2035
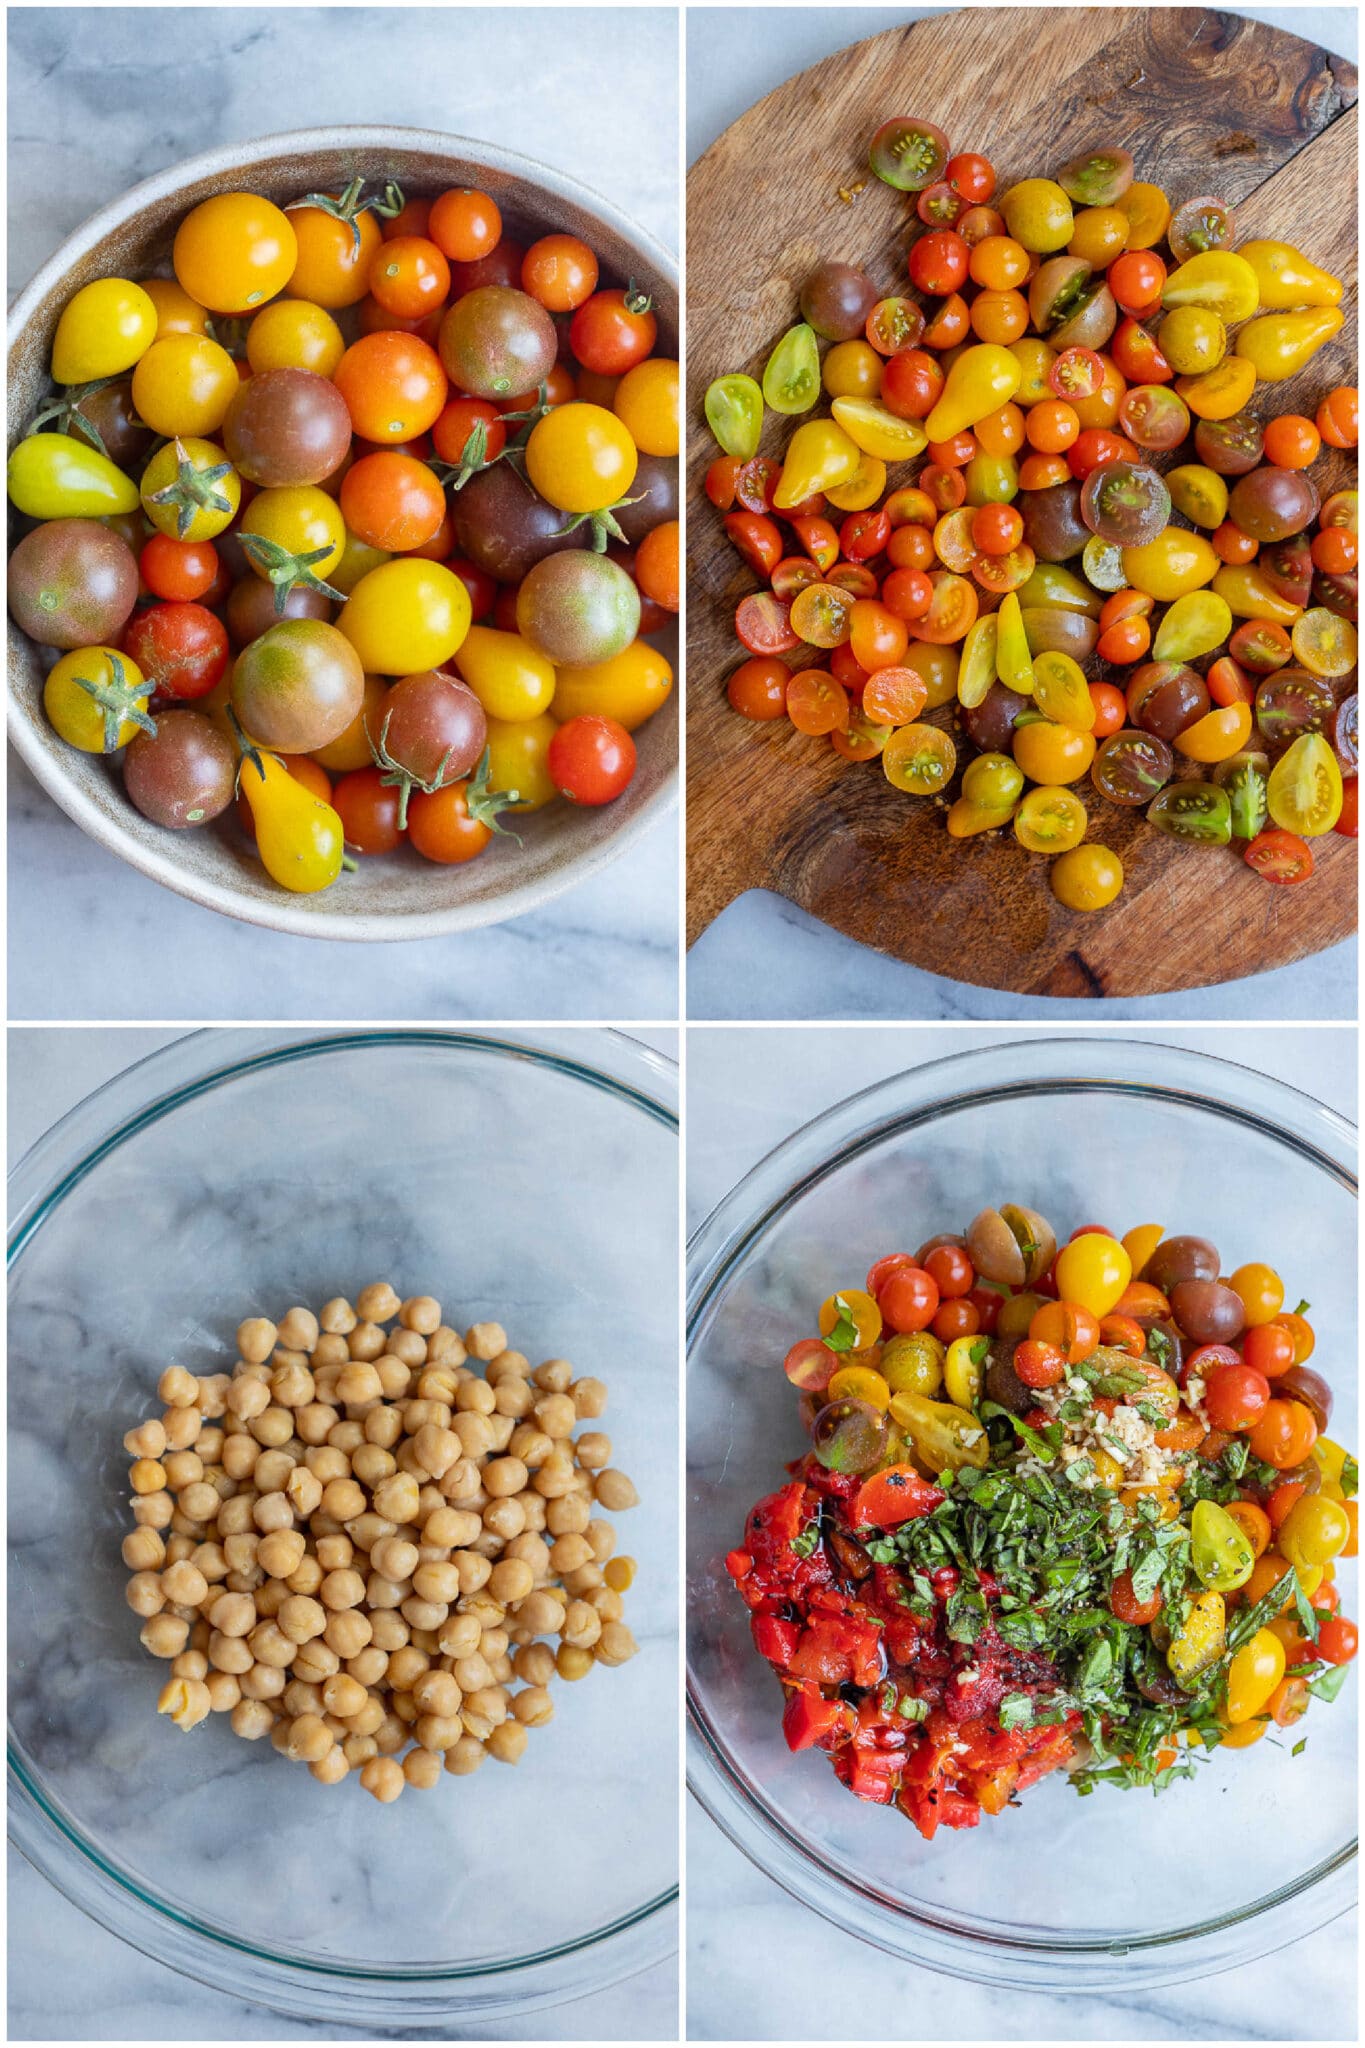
686 8 1358 999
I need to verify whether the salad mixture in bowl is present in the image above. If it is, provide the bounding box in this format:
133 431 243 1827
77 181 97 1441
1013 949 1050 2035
728 1211 1357 1838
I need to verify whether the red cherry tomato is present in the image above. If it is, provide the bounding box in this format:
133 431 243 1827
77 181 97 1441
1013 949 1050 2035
1202 1363 1271 1432
876 1264 940 1333
547 714 636 805
1245 829 1314 884
909 230 970 296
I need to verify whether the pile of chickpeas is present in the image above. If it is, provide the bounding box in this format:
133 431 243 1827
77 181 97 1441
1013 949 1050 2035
122 1283 640 1804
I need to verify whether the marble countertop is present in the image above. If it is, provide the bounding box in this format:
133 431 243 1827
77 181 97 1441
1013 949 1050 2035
8 1023 678 2041
685 5 1359 1022
7 6 679 1024
685 1023 1357 2040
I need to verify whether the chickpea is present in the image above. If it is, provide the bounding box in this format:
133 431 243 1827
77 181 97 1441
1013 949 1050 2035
207 1590 255 1638
487 1720 529 1765
279 1595 327 1643
129 1458 167 1496
604 1555 636 1593
594 1469 639 1511
371 1536 419 1582
271 1360 314 1409
237 1318 277 1364
141 1613 190 1658
533 1456 577 1501
453 1551 492 1595
533 1394 577 1439
546 1494 590 1536
355 1752 403 1803
126 1571 166 1618
348 1321 386 1362
514 1588 565 1636
575 1431 612 1471
249 1619 298 1669
426 1328 466 1367
555 1642 594 1682
586 1520 618 1564
595 1622 639 1667
483 1496 526 1543
353 1282 398 1324
444 1733 485 1776
232 1697 276 1741
373 1473 421 1524
511 1426 555 1469
205 1670 242 1713
412 1423 461 1479
310 1745 349 1785
438 1612 482 1659
276 1307 319 1354
124 1419 167 1460
482 1456 527 1501
161 1560 209 1608
376 1357 413 1402
492 1378 534 1420
132 1491 173 1530
400 1295 442 1336
571 1376 608 1419
561 1599 603 1649
486 1557 532 1606
320 1568 366 1612
123 1527 166 1573
548 1532 593 1575
587 1586 624 1624
386 1328 427 1369
513 1684 555 1727
333 1362 381 1407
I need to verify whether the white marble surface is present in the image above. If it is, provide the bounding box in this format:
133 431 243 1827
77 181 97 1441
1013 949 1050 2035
685 5 1359 1022
685 1024 1357 2039
8 1025 679 2041
7 6 679 1023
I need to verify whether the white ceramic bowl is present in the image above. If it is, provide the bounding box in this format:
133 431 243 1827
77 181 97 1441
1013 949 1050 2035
7 126 678 940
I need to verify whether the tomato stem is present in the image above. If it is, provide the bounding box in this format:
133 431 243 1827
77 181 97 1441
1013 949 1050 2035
72 651 157 752
144 438 234 541
236 532 347 611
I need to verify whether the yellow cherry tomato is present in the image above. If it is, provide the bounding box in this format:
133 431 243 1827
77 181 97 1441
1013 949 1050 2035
1159 305 1226 377
883 721 957 795
1054 1233 1131 1316
1090 1449 1127 1489
943 1335 986 1410
453 625 556 722
1277 1494 1351 1571
1071 353 1126 430
1235 308 1345 381
140 276 210 339
1122 1224 1164 1279
43 646 150 753
1224 1628 1285 1724
339 559 472 674
139 436 241 542
774 419 862 508
247 297 346 376
1152 589 1233 660
827 1365 892 1412
7 434 139 519
131 334 239 438
825 454 887 511
240 484 346 584
903 640 959 710
1119 182 1171 249
1175 355 1258 420
1068 206 1129 267
52 278 157 384
611 357 679 457
1000 179 1074 253
1236 239 1342 311
819 1288 883 1350
1050 843 1124 911
526 403 639 516
1267 732 1343 835
947 796 1015 837
484 712 559 811
822 339 884 399
925 344 1022 441
551 640 673 730
1167 1589 1226 1686
1291 607 1358 680
1161 251 1260 324
330 534 391 595
1211 562 1303 624
238 745 345 892
1032 649 1094 728
830 397 928 462
1014 784 1087 852
1219 1716 1269 1749
1229 1262 1284 1327
1009 337 1057 406
880 1332 945 1397
1013 720 1095 784
995 590 1035 694
173 192 298 314
1175 700 1253 763
1121 528 1219 601
1165 465 1228 531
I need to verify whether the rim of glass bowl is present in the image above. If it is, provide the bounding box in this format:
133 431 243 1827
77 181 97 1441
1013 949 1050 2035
8 1027 678 2026
685 1035 1357 1992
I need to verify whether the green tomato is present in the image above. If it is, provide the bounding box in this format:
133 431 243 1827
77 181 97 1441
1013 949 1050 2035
1213 749 1270 839
1148 780 1232 842
1190 1499 1255 1592
43 645 153 753
704 374 763 460
762 325 821 416
8 432 141 519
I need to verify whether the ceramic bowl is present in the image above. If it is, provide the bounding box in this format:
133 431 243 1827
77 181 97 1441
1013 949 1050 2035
7 126 678 940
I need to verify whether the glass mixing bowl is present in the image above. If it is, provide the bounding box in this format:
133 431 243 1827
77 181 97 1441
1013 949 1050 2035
9 1028 677 2025
687 1038 1356 1991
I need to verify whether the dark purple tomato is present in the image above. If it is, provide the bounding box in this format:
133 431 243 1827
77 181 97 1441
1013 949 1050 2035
1194 412 1264 477
1227 466 1319 544
1333 692 1358 771
230 619 365 752
374 670 487 823
1170 1279 1245 1345
438 286 558 400
1021 606 1100 661
1314 566 1358 622
869 118 950 192
226 576 333 649
1126 661 1210 741
123 710 236 829
7 518 139 649
1257 534 1313 610
1058 148 1134 206
1050 282 1116 353
1145 1235 1220 1292
1080 462 1170 546
451 462 588 583
1169 195 1235 264
615 452 680 546
68 377 156 470
1119 385 1190 452
222 368 353 487
1092 727 1174 804
1020 482 1090 561
1255 668 1335 746
1027 257 1093 335
799 262 878 342
962 680 1025 752
514 552 640 665
1278 1366 1333 1433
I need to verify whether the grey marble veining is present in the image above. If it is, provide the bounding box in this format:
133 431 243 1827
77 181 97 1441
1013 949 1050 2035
7 7 680 1024
685 1024 1357 2040
686 5 1359 1024
8 1026 679 2037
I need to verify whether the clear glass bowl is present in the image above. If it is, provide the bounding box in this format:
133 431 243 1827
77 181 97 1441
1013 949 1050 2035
9 1028 678 2026
687 1038 1357 1991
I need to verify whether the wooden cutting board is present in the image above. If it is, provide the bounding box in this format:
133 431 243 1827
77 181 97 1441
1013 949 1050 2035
686 8 1358 998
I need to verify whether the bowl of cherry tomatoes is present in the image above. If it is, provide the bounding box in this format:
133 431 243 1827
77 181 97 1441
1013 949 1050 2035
7 126 678 939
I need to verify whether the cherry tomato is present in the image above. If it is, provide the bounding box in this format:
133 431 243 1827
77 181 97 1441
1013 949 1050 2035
876 1264 940 1334
139 534 219 602
1203 1363 1271 1432
428 187 502 264
547 713 635 805
369 235 451 321
332 765 403 854
333 331 447 442
947 152 996 203
1247 1398 1318 1470
122 601 229 703
1316 385 1359 450
569 287 658 375
521 233 598 312
923 1243 974 1298
1316 1617 1359 1664
727 657 789 721
1245 827 1314 883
